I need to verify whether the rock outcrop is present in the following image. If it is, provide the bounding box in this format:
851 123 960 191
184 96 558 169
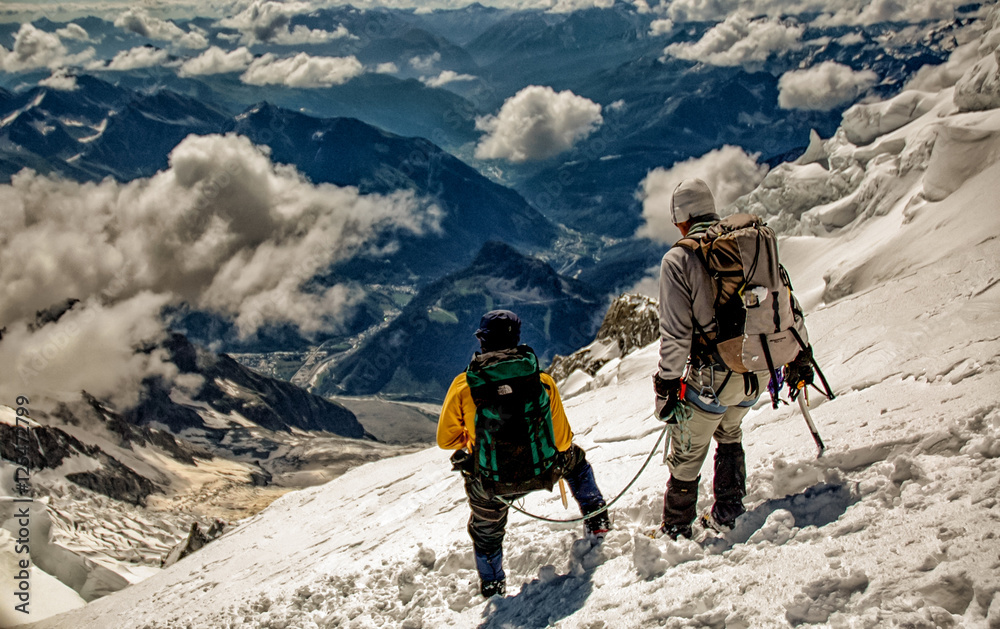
161 520 227 568
548 293 659 384
0 422 156 506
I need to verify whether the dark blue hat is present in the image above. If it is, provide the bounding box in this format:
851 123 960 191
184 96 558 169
475 310 521 351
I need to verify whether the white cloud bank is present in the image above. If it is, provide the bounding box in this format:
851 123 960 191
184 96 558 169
475 85 604 162
0 133 440 405
240 53 364 87
649 18 674 36
219 0 355 45
55 23 91 42
94 46 172 71
0 24 94 73
422 70 477 88
778 61 879 110
636 145 768 242
660 0 972 25
820 0 971 26
114 8 209 49
179 46 254 76
663 13 804 68
39 69 79 91
409 52 441 71
0 0 977 23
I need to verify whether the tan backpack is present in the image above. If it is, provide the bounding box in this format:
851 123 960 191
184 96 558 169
676 214 810 402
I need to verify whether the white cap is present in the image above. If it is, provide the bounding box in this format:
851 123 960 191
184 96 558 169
670 178 717 224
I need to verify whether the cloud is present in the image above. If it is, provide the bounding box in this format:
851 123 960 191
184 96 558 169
56 23 92 41
421 70 477 88
375 62 399 74
636 145 768 242
114 8 209 49
95 46 172 71
240 53 364 88
836 32 866 45
778 61 879 110
178 46 254 77
663 13 804 68
548 0 615 11
0 24 74 72
0 133 441 404
475 85 604 162
273 24 355 45
0 294 177 409
663 0 741 22
219 0 355 45
821 0 970 26
661 0 971 24
409 52 441 71
0 0 977 22
649 18 674 36
39 68 79 91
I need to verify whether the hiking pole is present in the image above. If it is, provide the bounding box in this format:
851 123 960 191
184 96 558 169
558 478 569 509
797 385 825 458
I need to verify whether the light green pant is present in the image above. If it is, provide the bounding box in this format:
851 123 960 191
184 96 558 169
666 367 762 482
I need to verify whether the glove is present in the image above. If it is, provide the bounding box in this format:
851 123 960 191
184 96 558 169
450 449 473 477
653 374 692 424
786 347 815 399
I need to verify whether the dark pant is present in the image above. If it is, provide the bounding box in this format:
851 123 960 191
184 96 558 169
662 442 747 529
464 444 604 557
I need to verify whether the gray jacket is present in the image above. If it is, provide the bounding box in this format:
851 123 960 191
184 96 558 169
656 220 718 380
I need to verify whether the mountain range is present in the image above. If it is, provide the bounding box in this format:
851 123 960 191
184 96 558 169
0 3 975 402
321 240 606 401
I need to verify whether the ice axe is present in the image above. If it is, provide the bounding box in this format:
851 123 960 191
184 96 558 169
558 478 569 509
797 385 825 457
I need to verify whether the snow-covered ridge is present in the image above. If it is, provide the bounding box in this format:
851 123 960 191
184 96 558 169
12 7 1000 629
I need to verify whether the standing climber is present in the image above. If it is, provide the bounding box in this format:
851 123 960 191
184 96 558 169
438 310 611 598
652 179 815 539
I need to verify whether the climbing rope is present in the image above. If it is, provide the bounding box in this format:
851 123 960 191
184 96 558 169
497 416 668 524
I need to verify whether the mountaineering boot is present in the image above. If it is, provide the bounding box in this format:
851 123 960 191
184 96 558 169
653 522 693 540
474 548 506 598
712 442 746 529
584 509 611 539
660 475 699 540
699 511 732 534
481 578 506 598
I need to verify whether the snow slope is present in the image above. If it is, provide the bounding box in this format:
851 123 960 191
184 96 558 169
18 13 1000 629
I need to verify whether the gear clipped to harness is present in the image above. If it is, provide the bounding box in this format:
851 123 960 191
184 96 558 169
465 345 561 498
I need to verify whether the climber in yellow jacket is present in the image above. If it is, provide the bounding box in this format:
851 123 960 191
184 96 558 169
437 309 610 598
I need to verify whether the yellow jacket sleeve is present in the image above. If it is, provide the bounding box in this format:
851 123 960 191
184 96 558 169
436 371 575 452
541 372 574 451
437 373 476 450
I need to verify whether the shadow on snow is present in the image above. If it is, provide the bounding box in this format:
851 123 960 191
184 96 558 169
478 553 597 628
722 482 858 547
